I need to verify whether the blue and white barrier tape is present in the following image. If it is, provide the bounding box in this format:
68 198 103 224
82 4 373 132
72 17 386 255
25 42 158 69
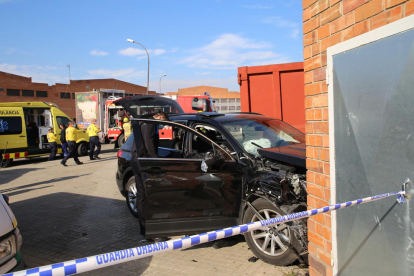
3 189 407 276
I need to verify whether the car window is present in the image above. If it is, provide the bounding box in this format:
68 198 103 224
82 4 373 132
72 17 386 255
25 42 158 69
0 117 22 135
56 116 71 127
131 119 233 161
193 124 235 157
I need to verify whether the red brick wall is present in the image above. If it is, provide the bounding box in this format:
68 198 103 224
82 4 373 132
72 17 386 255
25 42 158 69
303 1 414 275
0 71 155 118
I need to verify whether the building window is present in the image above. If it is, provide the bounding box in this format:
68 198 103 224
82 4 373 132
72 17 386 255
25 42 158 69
237 106 241 110
0 87 5 91
7 89 19 96
221 106 228 111
36 91 48 97
22 90 34 97
229 98 236 103
229 106 235 110
60 92 71 99
236 99 240 103
72 93 75 99
86 85 89 89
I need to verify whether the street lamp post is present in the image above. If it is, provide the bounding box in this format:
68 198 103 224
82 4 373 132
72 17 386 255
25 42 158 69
127 38 150 95
159 74 167 94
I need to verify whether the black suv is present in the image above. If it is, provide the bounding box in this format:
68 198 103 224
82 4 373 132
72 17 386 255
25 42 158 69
115 108 308 266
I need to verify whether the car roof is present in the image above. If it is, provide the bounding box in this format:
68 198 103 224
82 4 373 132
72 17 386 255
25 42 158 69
169 112 282 124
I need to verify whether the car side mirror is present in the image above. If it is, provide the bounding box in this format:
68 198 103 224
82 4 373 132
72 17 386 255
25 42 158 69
201 150 225 172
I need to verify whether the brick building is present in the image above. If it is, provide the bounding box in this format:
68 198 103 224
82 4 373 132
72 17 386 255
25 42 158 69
0 71 155 118
303 1 414 275
165 85 240 113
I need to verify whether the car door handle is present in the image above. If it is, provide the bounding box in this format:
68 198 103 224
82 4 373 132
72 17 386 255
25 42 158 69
19 135 26 137
143 167 167 173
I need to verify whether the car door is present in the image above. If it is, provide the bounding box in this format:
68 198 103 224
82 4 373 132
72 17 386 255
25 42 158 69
131 119 242 238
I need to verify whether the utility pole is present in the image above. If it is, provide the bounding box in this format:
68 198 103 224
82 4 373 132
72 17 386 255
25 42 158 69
66 65 71 94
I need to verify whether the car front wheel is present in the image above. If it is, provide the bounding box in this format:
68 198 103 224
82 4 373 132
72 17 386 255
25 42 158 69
243 198 300 266
125 176 139 218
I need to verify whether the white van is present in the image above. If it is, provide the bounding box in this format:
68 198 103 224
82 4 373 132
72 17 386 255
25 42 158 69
0 193 24 274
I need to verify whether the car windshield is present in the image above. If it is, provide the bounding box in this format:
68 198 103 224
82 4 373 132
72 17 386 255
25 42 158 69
220 117 305 156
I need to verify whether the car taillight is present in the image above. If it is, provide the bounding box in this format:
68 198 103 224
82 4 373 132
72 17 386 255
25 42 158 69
117 150 124 158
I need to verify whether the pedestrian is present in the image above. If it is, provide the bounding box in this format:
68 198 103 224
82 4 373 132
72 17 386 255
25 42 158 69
61 121 83 166
87 118 101 160
47 127 57 161
122 117 132 143
141 111 169 157
59 123 68 156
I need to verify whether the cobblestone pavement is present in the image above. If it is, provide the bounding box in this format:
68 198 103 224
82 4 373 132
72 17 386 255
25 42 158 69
0 144 308 276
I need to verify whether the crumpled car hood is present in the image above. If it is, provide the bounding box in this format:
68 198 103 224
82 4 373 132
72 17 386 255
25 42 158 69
257 143 306 168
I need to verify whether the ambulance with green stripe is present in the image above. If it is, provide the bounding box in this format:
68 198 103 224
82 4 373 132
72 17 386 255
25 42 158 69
0 102 89 167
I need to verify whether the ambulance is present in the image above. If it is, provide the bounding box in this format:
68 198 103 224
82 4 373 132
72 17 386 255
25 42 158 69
0 102 89 167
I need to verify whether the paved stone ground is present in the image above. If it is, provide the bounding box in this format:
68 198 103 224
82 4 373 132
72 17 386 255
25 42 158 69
0 144 308 276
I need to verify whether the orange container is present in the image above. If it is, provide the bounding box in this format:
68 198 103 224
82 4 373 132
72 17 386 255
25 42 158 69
238 62 305 132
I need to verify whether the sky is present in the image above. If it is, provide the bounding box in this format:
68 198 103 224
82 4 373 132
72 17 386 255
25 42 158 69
0 0 303 94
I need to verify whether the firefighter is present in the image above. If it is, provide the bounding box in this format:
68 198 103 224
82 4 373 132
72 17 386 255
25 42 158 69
61 121 83 166
87 118 101 160
47 127 57 161
123 117 132 143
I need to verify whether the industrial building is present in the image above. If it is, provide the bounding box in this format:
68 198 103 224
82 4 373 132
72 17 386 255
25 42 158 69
0 71 155 119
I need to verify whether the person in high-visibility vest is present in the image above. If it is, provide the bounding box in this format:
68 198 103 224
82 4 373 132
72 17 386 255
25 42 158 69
123 117 132 142
61 121 83 167
47 127 57 161
87 118 101 160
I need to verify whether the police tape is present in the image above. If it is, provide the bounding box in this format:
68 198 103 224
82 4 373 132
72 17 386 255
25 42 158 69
3 188 409 276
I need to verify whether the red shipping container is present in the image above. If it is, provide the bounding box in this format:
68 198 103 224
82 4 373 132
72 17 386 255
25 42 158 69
238 62 305 132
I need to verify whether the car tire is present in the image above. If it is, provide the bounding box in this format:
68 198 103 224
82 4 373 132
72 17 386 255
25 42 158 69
77 142 88 156
243 198 299 266
0 158 13 168
125 176 139 218
118 134 125 148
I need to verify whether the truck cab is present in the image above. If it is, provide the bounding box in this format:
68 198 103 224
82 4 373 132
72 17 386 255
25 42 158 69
162 93 216 113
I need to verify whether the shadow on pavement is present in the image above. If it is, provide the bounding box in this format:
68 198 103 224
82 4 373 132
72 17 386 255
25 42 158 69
4 156 58 168
1 146 117 169
0 174 91 196
0 168 44 186
182 235 245 251
99 148 118 154
11 192 151 275
84 156 117 162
